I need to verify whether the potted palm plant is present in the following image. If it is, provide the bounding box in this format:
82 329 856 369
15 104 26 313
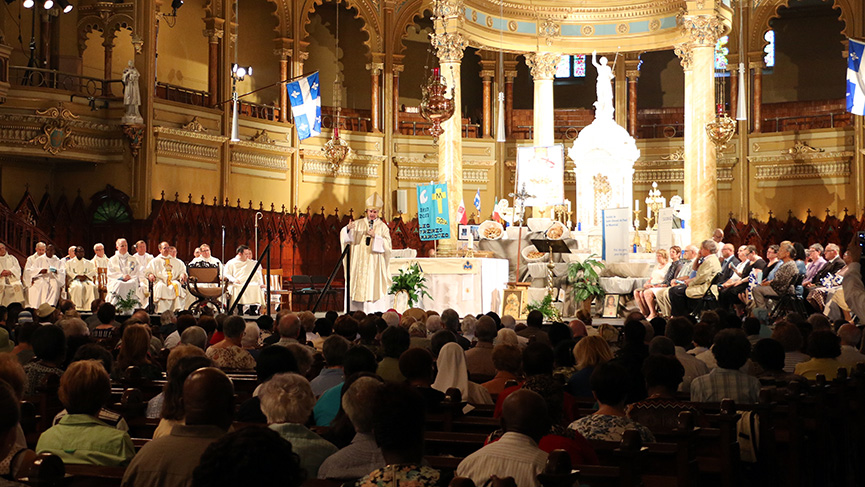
567 254 606 315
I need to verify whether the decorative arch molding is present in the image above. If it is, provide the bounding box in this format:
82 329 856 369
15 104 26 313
265 0 291 38
393 0 433 56
299 0 382 55
76 9 135 56
749 0 851 51
203 0 224 22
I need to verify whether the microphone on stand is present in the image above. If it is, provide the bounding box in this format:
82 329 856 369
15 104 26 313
366 219 374 246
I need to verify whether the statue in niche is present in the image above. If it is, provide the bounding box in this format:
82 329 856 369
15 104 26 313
591 50 614 119
122 60 143 125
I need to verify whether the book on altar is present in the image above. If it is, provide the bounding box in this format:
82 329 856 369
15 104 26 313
372 236 385 254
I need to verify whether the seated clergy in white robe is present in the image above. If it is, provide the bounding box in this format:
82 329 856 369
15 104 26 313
66 246 98 311
0 243 24 306
132 240 154 300
145 242 187 313
27 244 64 308
91 243 110 284
224 246 263 310
346 193 392 311
107 238 142 307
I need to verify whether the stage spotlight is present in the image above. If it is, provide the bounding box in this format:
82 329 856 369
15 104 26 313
170 0 182 9
43 0 53 9
22 0 34 8
57 0 72 12
231 63 252 80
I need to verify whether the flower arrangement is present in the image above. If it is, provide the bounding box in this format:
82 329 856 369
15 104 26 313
526 293 561 322
388 262 431 309
113 289 139 314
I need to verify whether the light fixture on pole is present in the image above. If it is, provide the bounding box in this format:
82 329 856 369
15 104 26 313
22 0 33 8
42 0 52 9
230 63 252 141
57 0 72 13
495 0 505 143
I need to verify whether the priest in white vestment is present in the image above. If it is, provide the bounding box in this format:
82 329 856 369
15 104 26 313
22 242 46 303
145 242 187 313
107 238 142 308
66 246 98 311
27 244 64 308
132 240 154 304
224 246 263 314
91 243 110 272
346 193 392 312
0 243 24 306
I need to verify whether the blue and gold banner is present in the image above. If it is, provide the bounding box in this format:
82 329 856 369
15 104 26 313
417 183 450 241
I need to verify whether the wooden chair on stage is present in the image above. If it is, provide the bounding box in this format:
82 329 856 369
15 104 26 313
96 267 108 301
187 262 226 313
266 269 292 311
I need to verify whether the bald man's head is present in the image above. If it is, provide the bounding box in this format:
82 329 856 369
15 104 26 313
183 367 235 430
278 313 301 339
501 389 549 442
838 324 861 348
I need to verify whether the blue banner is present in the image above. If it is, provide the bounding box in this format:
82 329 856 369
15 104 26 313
417 183 451 241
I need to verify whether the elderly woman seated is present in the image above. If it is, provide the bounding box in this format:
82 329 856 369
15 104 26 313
36 360 135 466
259 372 338 478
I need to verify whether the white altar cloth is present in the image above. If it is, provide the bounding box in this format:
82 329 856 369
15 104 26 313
388 258 509 316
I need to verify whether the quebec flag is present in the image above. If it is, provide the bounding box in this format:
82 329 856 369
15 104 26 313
847 38 865 116
287 72 322 140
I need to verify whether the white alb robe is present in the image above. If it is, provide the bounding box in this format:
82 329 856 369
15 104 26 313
27 255 64 308
224 258 263 306
0 254 24 306
347 218 392 303
145 256 187 312
107 252 142 307
66 258 98 311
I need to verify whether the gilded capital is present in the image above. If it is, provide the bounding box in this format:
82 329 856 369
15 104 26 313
678 13 725 47
273 48 292 60
526 52 560 81
366 62 384 75
674 42 693 70
203 28 224 43
431 31 467 63
433 0 463 20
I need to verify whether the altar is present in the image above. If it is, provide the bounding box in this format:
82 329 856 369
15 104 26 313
388 257 509 316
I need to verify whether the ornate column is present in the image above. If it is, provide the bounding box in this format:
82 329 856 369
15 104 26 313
273 38 292 123
102 32 116 96
431 7 467 255
751 60 763 133
504 69 516 137
367 61 383 132
525 52 559 146
625 54 641 137
393 63 403 132
728 63 738 120
480 69 493 138
614 55 627 129
676 10 725 243
203 20 224 107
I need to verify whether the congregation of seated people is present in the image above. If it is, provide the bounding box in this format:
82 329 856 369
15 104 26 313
0 232 862 486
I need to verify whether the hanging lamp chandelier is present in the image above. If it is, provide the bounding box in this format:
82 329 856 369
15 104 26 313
325 0 350 173
420 67 455 143
706 32 736 152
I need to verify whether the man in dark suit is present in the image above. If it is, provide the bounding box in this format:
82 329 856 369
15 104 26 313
808 243 845 287
718 243 740 283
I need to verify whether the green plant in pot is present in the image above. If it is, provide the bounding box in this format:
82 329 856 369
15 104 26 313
388 262 431 311
113 289 139 315
526 293 560 322
567 254 605 314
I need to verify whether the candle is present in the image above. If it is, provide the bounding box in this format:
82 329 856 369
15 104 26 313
635 200 639 211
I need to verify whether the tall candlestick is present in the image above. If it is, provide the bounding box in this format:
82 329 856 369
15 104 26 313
635 200 639 211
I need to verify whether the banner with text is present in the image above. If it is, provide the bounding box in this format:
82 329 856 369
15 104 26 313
417 183 451 241
656 207 674 251
602 207 631 263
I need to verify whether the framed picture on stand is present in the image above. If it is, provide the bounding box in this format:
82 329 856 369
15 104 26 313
601 294 619 318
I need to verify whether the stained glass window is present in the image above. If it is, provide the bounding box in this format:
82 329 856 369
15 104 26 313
92 200 132 224
555 55 571 78
764 30 775 68
573 55 586 77
714 35 729 70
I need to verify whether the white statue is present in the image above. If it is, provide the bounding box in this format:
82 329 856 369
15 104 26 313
591 50 615 119
122 60 143 124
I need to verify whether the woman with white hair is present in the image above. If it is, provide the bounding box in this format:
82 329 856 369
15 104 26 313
432 342 493 405
259 373 338 477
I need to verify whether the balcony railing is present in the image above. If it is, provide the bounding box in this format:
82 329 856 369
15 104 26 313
322 113 372 133
763 112 851 133
398 120 481 138
10 66 122 97
237 100 280 122
155 82 210 107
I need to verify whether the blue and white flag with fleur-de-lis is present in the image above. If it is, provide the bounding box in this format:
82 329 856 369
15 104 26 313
847 38 865 116
821 273 843 288
286 72 321 140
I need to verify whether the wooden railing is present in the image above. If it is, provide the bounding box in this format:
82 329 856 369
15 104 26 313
238 100 280 121
10 66 122 98
723 209 865 254
0 204 54 266
155 82 210 107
